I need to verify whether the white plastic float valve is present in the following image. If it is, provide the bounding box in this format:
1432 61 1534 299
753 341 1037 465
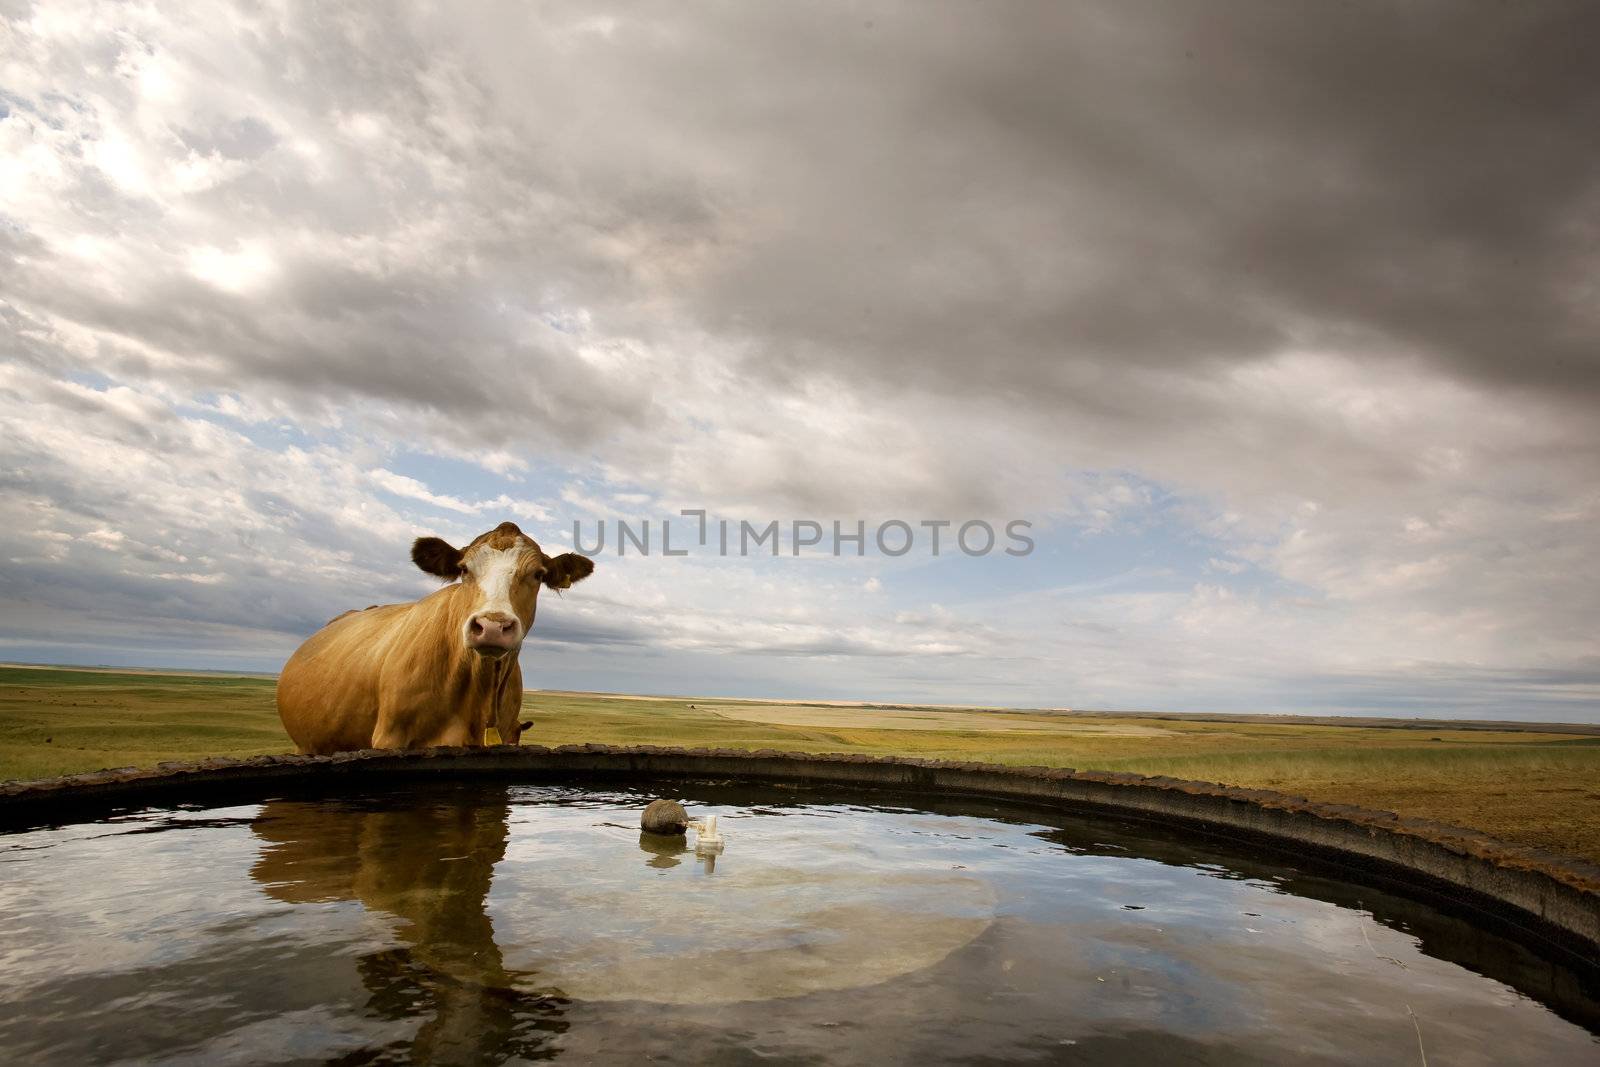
693 814 725 855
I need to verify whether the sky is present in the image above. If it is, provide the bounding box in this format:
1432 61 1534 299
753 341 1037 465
1 1 1597 719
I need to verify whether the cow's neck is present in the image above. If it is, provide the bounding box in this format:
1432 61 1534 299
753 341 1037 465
451 645 515 687
431 583 521 695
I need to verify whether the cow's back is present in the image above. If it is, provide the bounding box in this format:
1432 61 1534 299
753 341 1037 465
277 603 411 753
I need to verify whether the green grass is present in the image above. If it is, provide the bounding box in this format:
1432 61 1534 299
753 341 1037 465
0 667 285 780
4 666 1599 863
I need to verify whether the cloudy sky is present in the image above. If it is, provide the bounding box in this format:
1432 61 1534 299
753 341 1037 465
2 1 1597 719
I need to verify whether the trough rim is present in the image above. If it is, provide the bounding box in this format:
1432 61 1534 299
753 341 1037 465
2 743 1598 963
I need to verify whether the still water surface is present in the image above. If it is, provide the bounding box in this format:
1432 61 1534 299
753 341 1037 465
0 781 1596 1064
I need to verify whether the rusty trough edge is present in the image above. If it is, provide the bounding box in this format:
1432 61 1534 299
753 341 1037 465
3 744 1598 962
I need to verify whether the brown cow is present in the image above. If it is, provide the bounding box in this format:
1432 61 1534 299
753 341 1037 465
276 521 594 753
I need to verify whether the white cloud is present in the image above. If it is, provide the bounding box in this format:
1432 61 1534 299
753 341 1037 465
368 469 480 514
186 242 280 294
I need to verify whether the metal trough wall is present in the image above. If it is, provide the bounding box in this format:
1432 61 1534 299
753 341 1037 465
3 744 1597 966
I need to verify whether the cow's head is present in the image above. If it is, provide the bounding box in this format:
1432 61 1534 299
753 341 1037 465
410 521 594 659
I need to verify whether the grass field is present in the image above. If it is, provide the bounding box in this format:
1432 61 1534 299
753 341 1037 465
3 665 1599 863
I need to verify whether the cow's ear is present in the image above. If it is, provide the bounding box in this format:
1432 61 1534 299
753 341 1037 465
412 537 465 580
542 552 595 591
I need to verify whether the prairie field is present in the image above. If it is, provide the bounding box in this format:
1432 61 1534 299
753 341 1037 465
3 665 1598 863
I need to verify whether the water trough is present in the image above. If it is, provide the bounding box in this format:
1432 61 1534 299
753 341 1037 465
1 745 1596 1062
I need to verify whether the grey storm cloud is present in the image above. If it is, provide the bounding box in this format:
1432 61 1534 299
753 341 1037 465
450 0 1600 405
5 0 1595 441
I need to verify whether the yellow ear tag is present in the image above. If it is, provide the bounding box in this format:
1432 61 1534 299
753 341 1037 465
485 726 503 745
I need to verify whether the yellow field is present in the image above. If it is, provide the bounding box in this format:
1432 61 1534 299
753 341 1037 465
3 666 1598 863
697 704 1174 735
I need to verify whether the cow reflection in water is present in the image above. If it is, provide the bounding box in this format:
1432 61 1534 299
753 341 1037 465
250 789 565 1062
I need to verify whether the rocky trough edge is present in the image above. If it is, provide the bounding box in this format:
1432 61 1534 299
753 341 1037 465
2 744 1598 960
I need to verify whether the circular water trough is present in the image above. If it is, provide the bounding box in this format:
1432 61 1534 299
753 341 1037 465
2 745 1598 1063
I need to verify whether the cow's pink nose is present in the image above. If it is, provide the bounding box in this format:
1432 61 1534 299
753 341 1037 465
467 612 520 654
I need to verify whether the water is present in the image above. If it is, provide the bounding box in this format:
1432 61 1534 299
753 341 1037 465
0 781 1595 1064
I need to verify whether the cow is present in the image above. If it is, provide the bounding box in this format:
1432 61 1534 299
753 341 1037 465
276 521 594 753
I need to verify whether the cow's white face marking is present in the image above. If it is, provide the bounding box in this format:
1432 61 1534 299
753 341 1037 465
461 540 539 647
467 544 522 610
